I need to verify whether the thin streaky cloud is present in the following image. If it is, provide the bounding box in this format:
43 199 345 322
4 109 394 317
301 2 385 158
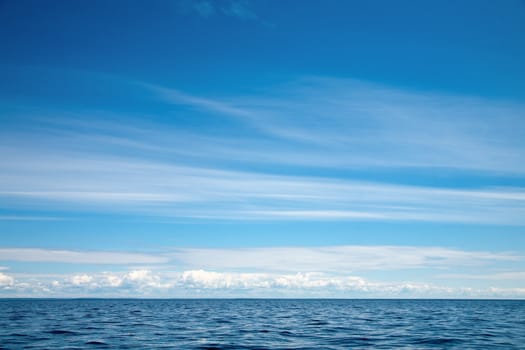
1 2 524 300
177 0 261 21
170 245 521 273
436 272 525 280
0 248 169 265
0 246 520 272
0 215 65 221
1 146 525 223
5 72 525 173
221 1 258 20
146 78 525 173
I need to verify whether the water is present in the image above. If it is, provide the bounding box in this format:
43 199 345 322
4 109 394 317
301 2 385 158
0 299 524 349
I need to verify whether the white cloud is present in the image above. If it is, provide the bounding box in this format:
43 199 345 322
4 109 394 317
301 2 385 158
65 270 169 292
176 0 215 18
1 246 519 272
0 272 14 286
151 77 525 173
487 287 525 296
71 274 93 286
124 269 167 289
192 1 214 17
1 150 525 224
2 269 525 299
177 0 259 21
172 246 521 273
0 248 168 264
179 270 371 291
181 269 269 289
2 76 525 224
437 271 525 280
0 215 63 221
103 274 123 287
221 1 258 21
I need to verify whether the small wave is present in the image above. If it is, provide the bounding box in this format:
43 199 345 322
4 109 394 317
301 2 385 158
46 329 77 335
279 330 295 337
198 345 237 350
1 299 523 348
85 340 108 345
307 319 329 326
414 337 462 345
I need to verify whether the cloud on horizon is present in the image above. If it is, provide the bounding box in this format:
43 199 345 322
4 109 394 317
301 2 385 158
0 245 519 272
2 268 525 299
1 245 523 298
2 70 525 298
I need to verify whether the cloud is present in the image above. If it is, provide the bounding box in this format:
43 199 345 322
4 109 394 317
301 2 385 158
436 271 525 280
71 274 93 286
0 244 522 298
2 75 525 224
151 77 525 173
148 84 255 120
177 0 259 21
181 269 271 289
192 1 215 17
2 269 525 298
1 246 519 272
0 272 14 287
221 1 258 21
179 270 371 291
172 246 521 273
68 270 168 290
0 248 169 265
1 148 525 224
177 0 214 17
0 215 64 221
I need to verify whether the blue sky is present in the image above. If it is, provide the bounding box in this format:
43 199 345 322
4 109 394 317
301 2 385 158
1 0 525 298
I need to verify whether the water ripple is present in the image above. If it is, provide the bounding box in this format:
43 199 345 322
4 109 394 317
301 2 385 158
0 299 524 349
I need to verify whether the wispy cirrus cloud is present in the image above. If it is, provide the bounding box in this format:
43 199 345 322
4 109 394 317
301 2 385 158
0 248 168 265
1 148 525 223
0 215 64 221
0 246 519 272
152 77 525 173
436 271 525 280
177 0 260 22
2 72 525 224
5 70 525 174
171 246 521 273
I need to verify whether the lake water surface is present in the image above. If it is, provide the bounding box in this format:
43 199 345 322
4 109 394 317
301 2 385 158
1 299 524 349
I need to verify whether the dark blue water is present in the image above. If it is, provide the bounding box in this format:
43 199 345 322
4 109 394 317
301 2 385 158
1 299 524 349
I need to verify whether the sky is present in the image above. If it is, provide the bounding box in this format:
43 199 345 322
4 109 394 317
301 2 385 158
1 0 525 298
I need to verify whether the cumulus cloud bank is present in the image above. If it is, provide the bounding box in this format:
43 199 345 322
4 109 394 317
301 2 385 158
1 245 523 298
2 269 525 299
0 272 14 286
